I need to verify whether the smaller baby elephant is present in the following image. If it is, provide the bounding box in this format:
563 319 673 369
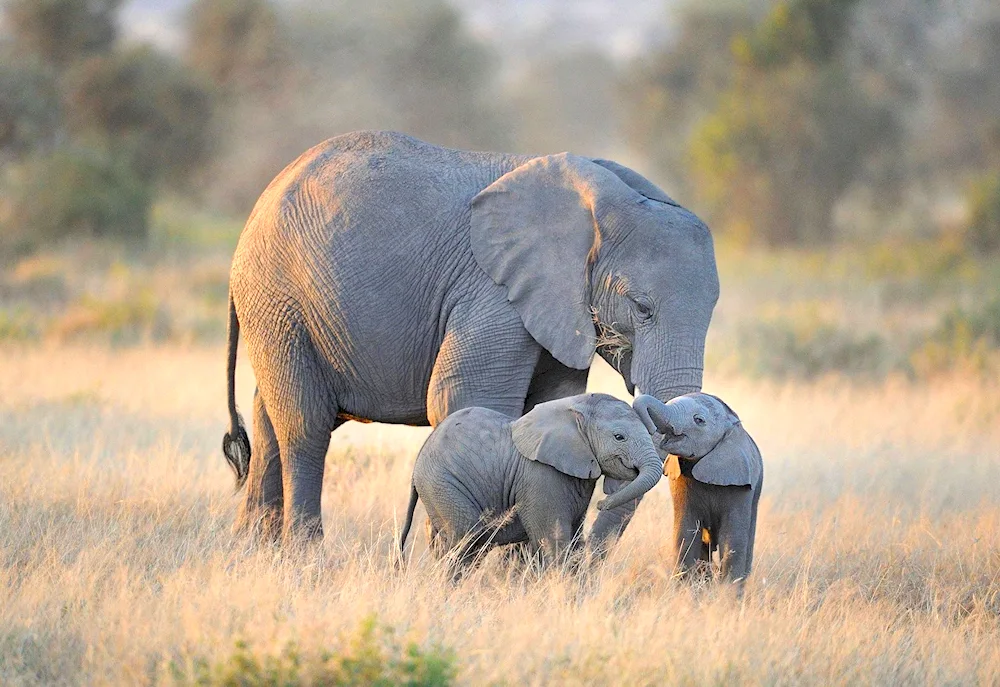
633 393 763 586
399 393 663 571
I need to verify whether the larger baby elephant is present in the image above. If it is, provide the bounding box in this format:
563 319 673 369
399 394 663 570
633 393 763 585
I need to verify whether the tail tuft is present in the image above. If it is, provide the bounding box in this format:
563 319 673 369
222 410 251 490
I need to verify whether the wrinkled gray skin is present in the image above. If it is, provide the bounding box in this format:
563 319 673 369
222 131 719 541
400 394 663 571
633 393 763 586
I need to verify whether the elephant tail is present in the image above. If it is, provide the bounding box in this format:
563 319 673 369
222 291 250 490
399 484 420 559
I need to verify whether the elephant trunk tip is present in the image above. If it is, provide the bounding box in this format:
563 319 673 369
222 411 251 491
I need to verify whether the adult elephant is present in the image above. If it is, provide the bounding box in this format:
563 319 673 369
222 131 719 542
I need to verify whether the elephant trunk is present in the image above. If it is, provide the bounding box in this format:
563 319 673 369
631 330 704 403
598 444 663 512
632 394 681 435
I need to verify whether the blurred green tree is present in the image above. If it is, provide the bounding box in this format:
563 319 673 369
966 172 1000 254
5 0 122 73
0 52 61 159
686 0 899 244
626 0 900 245
622 5 758 194
3 146 151 249
66 46 215 188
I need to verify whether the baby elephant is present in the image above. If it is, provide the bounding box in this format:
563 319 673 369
399 393 663 570
633 393 763 585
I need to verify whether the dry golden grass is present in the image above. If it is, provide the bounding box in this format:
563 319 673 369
2 345 999 685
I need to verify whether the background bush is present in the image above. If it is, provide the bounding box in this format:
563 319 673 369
2 147 151 251
169 617 456 687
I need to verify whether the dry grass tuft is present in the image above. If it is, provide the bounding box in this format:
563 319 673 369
1 347 999 684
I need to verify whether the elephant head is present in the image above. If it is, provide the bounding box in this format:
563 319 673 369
511 394 664 511
632 393 762 487
471 154 719 403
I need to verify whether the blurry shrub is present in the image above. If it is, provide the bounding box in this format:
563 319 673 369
909 298 1000 378
148 198 244 252
0 309 37 341
965 172 1000 254
2 147 151 252
3 254 68 303
0 53 61 158
48 288 171 343
862 238 971 282
5 0 121 73
67 46 215 188
628 0 901 245
622 5 757 195
687 0 899 245
168 616 456 686
737 314 887 379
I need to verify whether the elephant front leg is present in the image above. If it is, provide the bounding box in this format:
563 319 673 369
526 518 577 569
235 389 283 541
522 349 589 413
717 508 752 589
674 510 711 581
588 478 643 554
426 299 540 424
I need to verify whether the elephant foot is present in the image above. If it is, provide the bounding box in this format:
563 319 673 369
233 504 283 545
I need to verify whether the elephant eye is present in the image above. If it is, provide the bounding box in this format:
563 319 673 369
694 415 706 426
613 432 627 442
632 295 653 320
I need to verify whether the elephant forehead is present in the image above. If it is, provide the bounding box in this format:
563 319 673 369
592 397 641 422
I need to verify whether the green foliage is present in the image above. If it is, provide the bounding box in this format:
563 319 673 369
5 0 121 72
737 313 887 379
910 298 1000 378
67 46 215 187
0 52 61 157
0 309 37 341
738 0 859 67
0 0 218 251
621 6 756 195
2 147 151 252
686 0 898 245
168 617 457 687
50 288 172 343
965 172 1000 254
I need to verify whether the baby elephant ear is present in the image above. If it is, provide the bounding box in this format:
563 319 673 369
511 397 601 480
691 424 763 487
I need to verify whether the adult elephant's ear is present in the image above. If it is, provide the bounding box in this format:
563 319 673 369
589 159 679 207
471 153 616 370
511 396 600 479
691 425 763 487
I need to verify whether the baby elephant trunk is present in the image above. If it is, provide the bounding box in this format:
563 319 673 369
598 444 663 512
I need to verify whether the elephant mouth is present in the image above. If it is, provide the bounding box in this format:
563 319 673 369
657 430 686 454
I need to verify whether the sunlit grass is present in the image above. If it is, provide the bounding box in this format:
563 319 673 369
1 347 998 684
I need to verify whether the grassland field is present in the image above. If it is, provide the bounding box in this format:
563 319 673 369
1 208 999 684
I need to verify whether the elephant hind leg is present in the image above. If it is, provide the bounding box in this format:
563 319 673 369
252 331 338 542
235 388 283 541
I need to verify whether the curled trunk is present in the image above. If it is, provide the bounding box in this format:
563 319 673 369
598 444 663 512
